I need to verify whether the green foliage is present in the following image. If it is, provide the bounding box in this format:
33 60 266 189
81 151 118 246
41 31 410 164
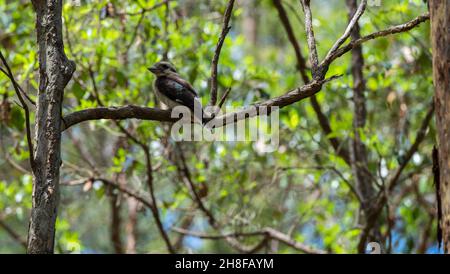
0 0 436 254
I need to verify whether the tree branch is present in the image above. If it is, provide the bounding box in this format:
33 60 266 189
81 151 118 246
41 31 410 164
63 177 154 209
272 0 309 81
273 0 352 165
175 143 217 226
61 77 338 131
387 101 435 192
323 0 367 63
60 13 429 134
299 0 320 78
61 105 174 130
357 101 435 252
209 0 235 106
116 0 173 16
321 13 430 69
0 218 27 249
172 227 326 254
0 50 35 171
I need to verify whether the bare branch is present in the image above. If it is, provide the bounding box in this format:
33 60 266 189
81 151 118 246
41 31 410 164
321 13 430 69
63 177 154 209
323 0 367 62
0 50 35 171
4 154 30 174
272 0 309 82
60 14 429 133
280 165 362 203
61 105 174 130
273 0 352 165
141 143 176 254
62 77 339 131
387 101 435 192
209 0 235 106
172 227 264 239
173 227 327 254
0 218 27 249
86 59 176 253
217 87 232 109
175 144 217 226
357 101 435 251
116 0 173 16
299 0 320 78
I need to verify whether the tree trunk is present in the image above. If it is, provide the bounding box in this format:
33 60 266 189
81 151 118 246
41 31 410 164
346 0 379 253
430 0 450 253
242 0 258 46
27 0 75 253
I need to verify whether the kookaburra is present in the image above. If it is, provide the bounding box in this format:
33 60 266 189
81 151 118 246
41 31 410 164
148 61 203 123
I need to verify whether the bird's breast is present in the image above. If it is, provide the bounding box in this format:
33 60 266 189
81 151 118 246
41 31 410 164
153 80 181 109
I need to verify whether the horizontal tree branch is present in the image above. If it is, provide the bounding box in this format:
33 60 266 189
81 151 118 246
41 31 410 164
60 13 428 132
61 105 175 131
61 76 339 131
172 227 326 254
63 177 155 209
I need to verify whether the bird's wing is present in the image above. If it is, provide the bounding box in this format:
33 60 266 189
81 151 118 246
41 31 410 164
166 74 199 97
155 77 201 112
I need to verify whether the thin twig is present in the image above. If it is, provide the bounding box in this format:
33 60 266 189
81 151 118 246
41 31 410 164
0 50 35 171
323 0 367 62
0 218 27 249
387 101 435 192
273 0 353 165
173 227 326 254
217 87 231 109
321 13 430 69
85 66 175 254
299 0 320 78
357 101 435 251
117 0 172 16
209 0 235 106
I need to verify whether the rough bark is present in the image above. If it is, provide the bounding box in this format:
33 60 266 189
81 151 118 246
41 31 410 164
346 0 371 205
430 0 450 253
346 0 380 253
109 191 124 254
27 0 75 253
125 197 138 254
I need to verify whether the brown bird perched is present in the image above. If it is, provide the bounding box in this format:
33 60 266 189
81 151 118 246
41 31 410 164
148 61 203 123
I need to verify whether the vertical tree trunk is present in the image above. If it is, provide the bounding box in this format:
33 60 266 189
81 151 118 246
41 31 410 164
242 0 258 46
346 0 372 208
430 0 450 253
109 191 124 254
27 0 75 253
125 197 138 254
346 0 379 253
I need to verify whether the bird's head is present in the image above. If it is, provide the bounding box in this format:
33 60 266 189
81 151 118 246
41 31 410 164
148 61 177 77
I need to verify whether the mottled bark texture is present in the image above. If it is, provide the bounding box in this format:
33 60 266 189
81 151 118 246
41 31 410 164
430 0 450 253
27 0 75 253
345 0 379 253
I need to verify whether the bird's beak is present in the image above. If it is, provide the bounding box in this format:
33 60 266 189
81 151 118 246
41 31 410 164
148 66 158 74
